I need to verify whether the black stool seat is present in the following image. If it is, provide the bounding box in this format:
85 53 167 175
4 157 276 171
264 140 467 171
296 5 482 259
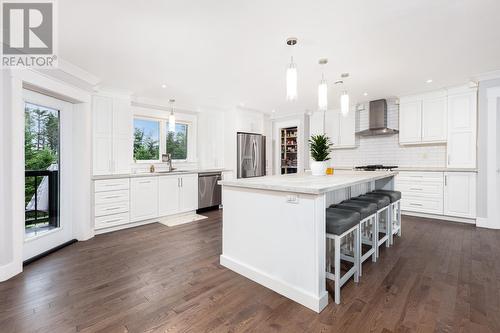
352 194 390 209
326 208 361 235
373 190 402 203
331 200 378 220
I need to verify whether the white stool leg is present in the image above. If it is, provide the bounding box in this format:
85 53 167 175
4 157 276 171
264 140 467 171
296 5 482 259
397 201 402 237
334 235 341 304
385 208 390 248
371 215 377 262
375 213 380 259
354 226 360 283
388 203 394 246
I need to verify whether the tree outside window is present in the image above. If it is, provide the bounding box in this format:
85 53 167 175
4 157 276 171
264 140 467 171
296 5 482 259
134 119 160 161
167 123 188 160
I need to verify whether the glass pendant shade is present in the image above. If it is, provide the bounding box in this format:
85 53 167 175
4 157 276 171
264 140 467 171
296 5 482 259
168 112 176 132
340 91 349 116
286 59 297 101
318 79 328 111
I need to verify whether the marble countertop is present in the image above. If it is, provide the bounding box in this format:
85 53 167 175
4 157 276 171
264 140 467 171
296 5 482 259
219 170 398 195
92 168 230 180
333 166 477 172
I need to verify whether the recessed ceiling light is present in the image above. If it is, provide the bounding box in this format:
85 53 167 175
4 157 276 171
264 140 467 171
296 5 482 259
271 109 276 113
161 84 167 88
363 92 368 96
426 79 433 83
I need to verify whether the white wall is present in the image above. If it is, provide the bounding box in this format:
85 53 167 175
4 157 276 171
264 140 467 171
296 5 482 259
329 99 447 167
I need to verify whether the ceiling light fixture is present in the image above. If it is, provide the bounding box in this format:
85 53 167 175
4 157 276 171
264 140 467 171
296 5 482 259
286 37 298 101
426 79 433 83
363 92 368 96
161 84 167 88
318 58 328 111
168 99 176 132
335 73 350 116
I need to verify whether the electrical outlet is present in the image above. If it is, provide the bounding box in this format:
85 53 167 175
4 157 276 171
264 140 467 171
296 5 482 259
286 194 299 204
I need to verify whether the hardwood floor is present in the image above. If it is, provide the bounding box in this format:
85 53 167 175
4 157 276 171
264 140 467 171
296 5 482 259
1 210 500 333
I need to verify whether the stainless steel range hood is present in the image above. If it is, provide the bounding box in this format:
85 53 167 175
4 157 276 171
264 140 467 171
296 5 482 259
356 99 399 136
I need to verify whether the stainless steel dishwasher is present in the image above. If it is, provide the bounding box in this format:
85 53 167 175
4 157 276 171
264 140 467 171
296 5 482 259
198 172 222 210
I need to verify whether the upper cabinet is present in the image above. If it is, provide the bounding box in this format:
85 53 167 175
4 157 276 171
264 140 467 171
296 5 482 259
310 109 356 149
92 95 133 175
399 91 447 145
447 89 477 168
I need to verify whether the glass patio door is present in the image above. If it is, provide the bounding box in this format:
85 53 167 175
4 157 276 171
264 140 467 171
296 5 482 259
23 90 74 261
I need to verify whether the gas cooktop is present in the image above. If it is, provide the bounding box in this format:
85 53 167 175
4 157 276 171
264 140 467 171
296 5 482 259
354 165 398 171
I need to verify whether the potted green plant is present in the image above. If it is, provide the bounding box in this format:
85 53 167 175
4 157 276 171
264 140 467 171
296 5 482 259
309 134 333 176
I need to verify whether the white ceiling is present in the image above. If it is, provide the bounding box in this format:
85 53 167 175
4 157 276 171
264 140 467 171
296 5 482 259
59 0 500 113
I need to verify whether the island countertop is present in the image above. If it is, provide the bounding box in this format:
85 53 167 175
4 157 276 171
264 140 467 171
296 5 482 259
220 170 398 195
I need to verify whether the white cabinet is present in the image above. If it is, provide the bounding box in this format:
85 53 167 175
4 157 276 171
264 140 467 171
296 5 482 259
94 178 130 230
396 171 476 220
399 92 447 145
92 95 132 175
422 97 447 142
158 175 180 216
158 173 198 217
310 110 356 148
447 90 477 168
444 172 476 218
399 101 422 144
130 177 159 222
179 173 198 212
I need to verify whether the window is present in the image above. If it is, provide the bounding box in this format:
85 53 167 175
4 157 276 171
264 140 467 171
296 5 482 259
166 123 188 160
133 119 160 161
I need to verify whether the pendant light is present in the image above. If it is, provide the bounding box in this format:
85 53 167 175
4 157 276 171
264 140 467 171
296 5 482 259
335 73 350 116
318 58 328 111
168 99 176 132
286 37 298 101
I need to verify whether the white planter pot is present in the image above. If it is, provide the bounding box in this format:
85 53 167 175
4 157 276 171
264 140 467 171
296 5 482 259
310 161 327 176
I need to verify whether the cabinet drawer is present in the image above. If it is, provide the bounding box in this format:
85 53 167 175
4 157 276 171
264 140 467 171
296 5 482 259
95 213 130 229
95 178 129 192
401 196 443 215
396 181 443 197
397 172 443 183
95 201 129 217
95 190 129 205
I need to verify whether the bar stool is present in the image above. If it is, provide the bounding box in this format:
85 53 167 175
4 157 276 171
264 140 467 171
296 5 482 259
325 207 361 304
373 190 402 245
331 200 378 277
352 194 391 259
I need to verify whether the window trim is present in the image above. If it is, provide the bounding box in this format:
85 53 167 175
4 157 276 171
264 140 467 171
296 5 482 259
133 115 193 163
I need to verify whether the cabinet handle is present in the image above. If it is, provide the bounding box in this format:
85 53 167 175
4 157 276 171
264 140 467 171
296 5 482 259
410 188 423 191
104 195 121 199
447 154 451 165
444 175 447 186
181 178 183 187
105 207 121 211
139 180 151 184
409 203 423 207
103 218 122 223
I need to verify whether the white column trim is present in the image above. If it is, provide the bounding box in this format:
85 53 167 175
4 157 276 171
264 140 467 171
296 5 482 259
477 87 500 229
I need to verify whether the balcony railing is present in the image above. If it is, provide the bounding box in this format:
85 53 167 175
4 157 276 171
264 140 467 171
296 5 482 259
25 170 59 230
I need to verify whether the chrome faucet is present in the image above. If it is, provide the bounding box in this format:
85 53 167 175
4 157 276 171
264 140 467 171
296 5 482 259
163 153 173 172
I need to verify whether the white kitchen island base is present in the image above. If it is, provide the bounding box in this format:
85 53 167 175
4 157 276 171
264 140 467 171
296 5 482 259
220 171 397 312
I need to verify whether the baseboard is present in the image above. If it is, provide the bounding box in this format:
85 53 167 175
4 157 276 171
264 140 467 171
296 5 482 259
220 254 328 313
94 218 159 235
0 261 23 282
476 217 500 229
402 211 476 224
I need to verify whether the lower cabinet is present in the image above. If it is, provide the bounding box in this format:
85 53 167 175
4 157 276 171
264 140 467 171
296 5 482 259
444 172 476 218
158 173 199 217
396 171 476 219
130 177 159 222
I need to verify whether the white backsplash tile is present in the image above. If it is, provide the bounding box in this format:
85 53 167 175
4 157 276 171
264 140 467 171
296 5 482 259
331 99 447 168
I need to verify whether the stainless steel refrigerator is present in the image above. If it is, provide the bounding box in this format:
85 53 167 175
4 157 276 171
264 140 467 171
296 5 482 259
237 132 266 178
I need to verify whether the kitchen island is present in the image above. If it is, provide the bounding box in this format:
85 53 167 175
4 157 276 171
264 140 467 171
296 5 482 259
219 170 397 312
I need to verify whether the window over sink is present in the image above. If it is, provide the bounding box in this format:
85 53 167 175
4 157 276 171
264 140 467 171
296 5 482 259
133 117 191 162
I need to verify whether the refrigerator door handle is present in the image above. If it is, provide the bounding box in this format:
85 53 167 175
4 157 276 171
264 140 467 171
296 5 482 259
253 140 257 172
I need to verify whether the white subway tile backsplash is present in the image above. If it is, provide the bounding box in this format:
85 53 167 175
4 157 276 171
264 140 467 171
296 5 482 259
331 100 447 168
